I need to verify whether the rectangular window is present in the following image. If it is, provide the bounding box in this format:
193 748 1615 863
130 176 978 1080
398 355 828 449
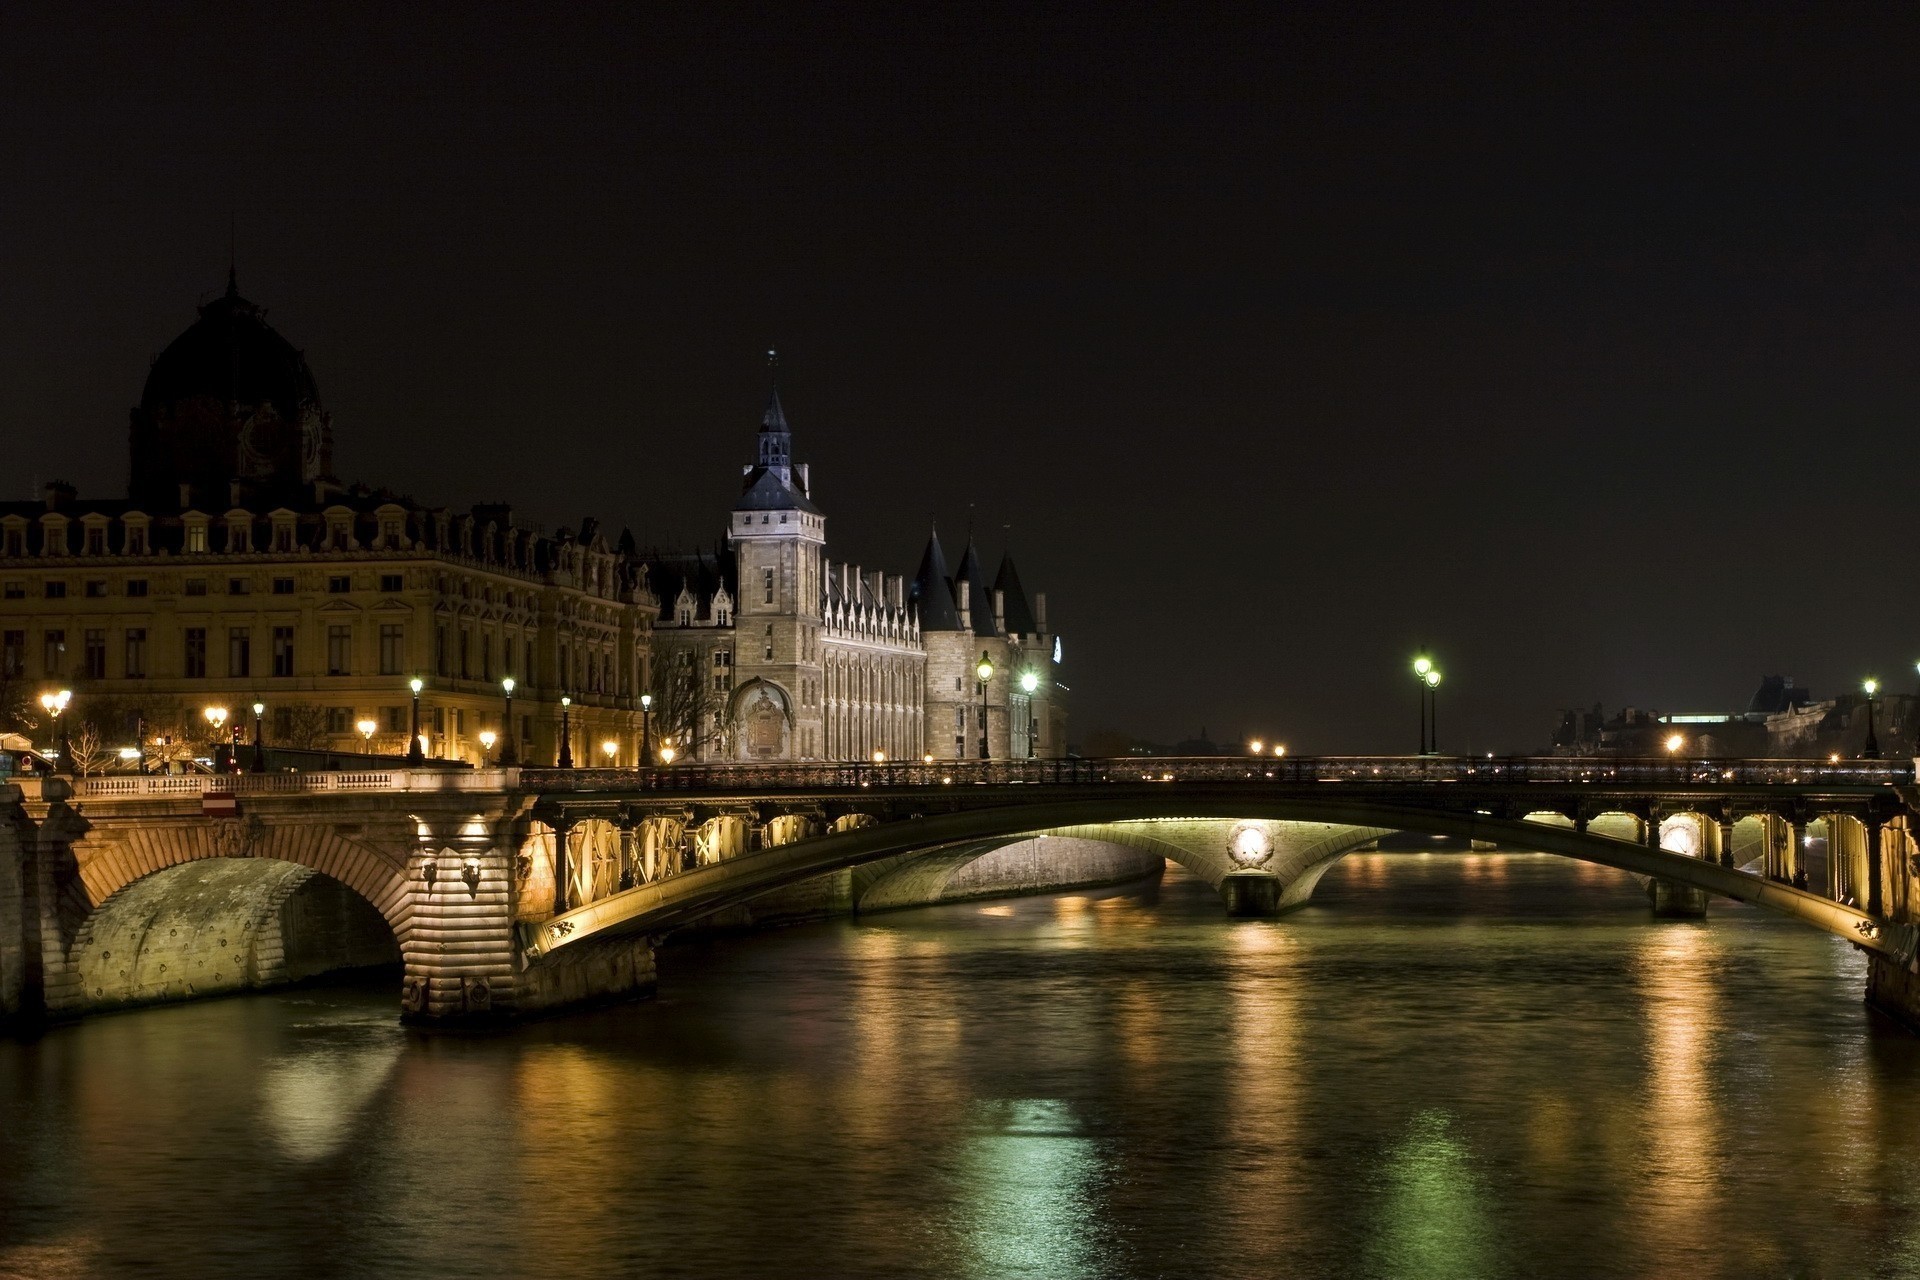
185 525 208 553
956 707 967 731
272 626 295 677
228 577 251 596
328 575 351 594
379 623 404 675
455 709 466 735
84 580 107 598
435 624 448 677
2 582 22 600
383 705 406 734
185 578 207 597
3 532 21 557
85 528 104 555
44 581 65 599
460 629 471 679
43 630 65 675
1 631 23 678
379 573 403 593
763 567 774 604
521 713 531 743
124 628 146 678
272 576 294 595
524 640 534 684
326 707 349 734
184 628 206 678
327 624 351 676
126 578 148 597
227 628 251 678
481 633 492 681
82 629 105 679
273 526 294 553
125 527 146 555
432 706 445 733
559 646 569 689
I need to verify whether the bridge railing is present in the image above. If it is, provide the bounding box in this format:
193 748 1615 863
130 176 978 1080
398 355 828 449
521 755 1916 793
8 767 521 802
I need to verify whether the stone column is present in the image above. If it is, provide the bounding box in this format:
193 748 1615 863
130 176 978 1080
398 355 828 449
1718 817 1736 869
551 813 574 917
616 813 636 892
401 814 520 1025
1785 818 1805 887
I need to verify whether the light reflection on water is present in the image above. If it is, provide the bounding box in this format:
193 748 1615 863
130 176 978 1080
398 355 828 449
7 853 1920 1278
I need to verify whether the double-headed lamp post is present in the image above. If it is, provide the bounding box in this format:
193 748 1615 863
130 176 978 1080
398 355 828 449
1863 678 1882 759
1412 655 1434 753
40 689 72 774
640 693 653 766
558 695 575 768
407 678 426 765
499 677 518 766
251 701 267 772
975 652 995 760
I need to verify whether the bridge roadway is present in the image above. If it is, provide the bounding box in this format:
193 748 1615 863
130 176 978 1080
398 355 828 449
523 754 1920 967
4 754 1918 1028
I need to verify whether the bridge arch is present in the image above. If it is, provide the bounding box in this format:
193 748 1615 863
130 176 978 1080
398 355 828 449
529 792 1916 969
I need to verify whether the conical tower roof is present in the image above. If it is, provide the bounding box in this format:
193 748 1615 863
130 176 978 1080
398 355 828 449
955 538 1000 636
909 529 962 630
993 553 1037 635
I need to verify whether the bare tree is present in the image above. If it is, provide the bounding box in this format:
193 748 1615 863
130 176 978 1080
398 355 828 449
67 722 109 776
648 639 727 761
275 704 333 751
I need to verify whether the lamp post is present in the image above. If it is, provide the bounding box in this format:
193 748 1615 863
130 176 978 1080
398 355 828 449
203 704 228 773
1412 654 1433 753
407 677 425 765
975 652 994 760
1020 670 1040 758
499 676 518 766
250 701 266 772
1665 732 1685 774
40 689 72 774
558 695 574 768
659 744 677 766
640 693 653 766
479 729 497 762
357 719 377 752
602 739 618 766
1424 668 1442 755
1863 678 1881 759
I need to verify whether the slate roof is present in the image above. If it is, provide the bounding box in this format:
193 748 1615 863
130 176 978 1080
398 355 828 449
954 538 1000 637
909 530 962 631
993 553 1037 635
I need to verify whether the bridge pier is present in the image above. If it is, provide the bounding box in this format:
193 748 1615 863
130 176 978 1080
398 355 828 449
1219 869 1282 917
1646 878 1710 918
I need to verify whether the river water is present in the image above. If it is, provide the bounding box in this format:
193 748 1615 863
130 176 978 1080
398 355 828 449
5 852 1920 1280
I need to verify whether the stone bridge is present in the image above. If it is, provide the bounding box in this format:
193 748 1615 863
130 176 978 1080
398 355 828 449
5 755 1919 1031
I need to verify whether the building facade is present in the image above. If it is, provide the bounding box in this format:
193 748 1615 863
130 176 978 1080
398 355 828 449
645 387 1067 762
0 277 657 768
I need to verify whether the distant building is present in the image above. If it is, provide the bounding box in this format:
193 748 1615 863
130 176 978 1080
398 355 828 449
1550 676 1913 760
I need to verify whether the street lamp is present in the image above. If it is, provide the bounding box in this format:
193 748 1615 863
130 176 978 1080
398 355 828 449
558 695 574 768
479 730 497 762
640 692 653 766
251 701 266 772
1423 668 1442 754
357 718 377 751
407 677 426 765
499 676 518 766
1412 654 1434 753
975 651 994 760
602 739 618 765
1863 677 1882 759
1249 740 1265 755
203 704 228 773
659 744 677 765
40 689 72 774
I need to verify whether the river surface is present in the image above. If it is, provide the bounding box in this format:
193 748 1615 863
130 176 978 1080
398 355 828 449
6 852 1920 1280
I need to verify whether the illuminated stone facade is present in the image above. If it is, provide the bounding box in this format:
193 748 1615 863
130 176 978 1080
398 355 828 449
645 388 1066 762
0 279 656 767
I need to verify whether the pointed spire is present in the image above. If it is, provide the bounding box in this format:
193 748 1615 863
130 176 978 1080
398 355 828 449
226 264 238 299
910 528 962 631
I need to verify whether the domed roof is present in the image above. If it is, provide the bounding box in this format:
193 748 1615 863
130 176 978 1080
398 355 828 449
139 271 321 421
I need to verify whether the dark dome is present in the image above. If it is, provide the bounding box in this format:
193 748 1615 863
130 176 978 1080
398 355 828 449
140 273 322 421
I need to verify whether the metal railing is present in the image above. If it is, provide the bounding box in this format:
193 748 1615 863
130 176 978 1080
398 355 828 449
6 756 1907 805
523 755 1916 793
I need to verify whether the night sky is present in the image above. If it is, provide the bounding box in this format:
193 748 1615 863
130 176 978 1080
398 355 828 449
5 4 1918 752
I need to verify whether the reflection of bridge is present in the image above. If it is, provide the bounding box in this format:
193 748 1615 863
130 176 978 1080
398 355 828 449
4 755 1919 1030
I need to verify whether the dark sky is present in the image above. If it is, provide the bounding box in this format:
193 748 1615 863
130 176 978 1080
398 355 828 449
5 3 1918 752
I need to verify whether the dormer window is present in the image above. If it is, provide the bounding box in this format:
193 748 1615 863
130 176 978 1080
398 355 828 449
85 528 105 556
185 522 208 553
274 523 295 553
2 529 21 558
125 526 147 555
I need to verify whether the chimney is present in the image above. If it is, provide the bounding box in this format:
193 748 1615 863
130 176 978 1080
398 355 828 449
1035 592 1047 631
229 480 248 509
795 463 810 495
178 482 194 510
958 579 971 620
993 589 1006 632
889 575 903 610
43 481 76 511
